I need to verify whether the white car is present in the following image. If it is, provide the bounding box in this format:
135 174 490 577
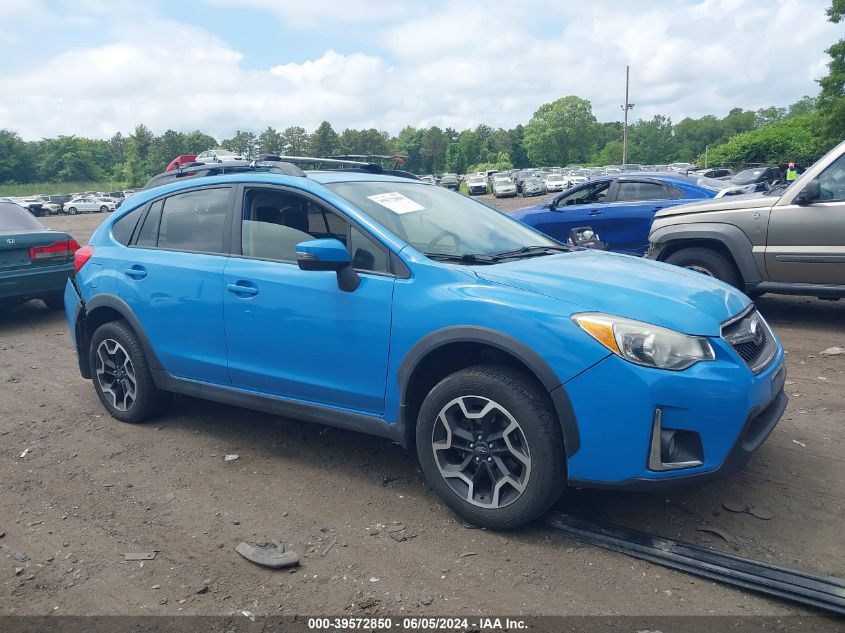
466 176 488 195
543 174 568 192
567 175 589 188
195 149 246 164
65 196 115 214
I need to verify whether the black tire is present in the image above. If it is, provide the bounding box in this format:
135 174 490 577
67 206 77 215
99 205 108 213
664 247 741 288
42 292 65 310
415 364 566 530
89 320 169 423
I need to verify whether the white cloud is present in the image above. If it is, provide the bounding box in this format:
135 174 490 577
0 0 837 140
204 0 415 29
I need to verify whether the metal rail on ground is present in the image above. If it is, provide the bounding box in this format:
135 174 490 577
542 512 845 616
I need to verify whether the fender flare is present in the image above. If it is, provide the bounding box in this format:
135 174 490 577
76 294 165 378
649 222 763 286
397 326 580 457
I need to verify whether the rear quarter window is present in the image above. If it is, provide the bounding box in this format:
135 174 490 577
666 185 685 199
112 207 144 245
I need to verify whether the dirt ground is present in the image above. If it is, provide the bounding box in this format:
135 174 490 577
0 208 843 618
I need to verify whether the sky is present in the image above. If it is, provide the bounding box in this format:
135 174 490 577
0 0 839 141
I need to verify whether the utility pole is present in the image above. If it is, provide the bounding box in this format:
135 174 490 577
704 144 710 168
621 65 634 166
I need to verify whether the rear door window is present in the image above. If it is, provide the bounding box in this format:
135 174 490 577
614 181 666 202
135 200 163 248
157 188 231 253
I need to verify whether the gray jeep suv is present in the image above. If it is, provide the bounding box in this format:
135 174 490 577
647 140 845 299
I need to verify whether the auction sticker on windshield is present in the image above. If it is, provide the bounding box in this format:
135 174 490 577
367 192 425 214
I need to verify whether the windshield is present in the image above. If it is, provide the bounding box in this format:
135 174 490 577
0 201 45 230
731 168 765 185
493 177 512 184
467 176 485 183
694 176 735 192
547 175 564 181
327 182 559 259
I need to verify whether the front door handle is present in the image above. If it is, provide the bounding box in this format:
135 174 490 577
227 282 259 297
588 209 603 216
652 206 664 212
124 266 147 279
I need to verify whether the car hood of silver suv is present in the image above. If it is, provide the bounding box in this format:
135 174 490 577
655 192 773 219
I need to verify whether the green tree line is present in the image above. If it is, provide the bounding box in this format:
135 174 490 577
0 93 831 190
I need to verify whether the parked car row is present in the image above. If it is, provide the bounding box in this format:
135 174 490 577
2 190 138 217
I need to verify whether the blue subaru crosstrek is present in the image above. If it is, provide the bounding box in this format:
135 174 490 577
511 173 745 255
64 160 787 529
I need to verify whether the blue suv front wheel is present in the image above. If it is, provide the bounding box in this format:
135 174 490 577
415 365 566 529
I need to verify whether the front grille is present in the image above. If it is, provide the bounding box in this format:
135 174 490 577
721 308 776 373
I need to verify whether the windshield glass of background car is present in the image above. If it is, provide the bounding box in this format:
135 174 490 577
327 182 558 257
0 202 45 230
818 153 845 201
693 175 734 192
732 169 764 184
556 181 611 206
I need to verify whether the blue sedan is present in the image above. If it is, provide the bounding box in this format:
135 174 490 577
511 173 737 255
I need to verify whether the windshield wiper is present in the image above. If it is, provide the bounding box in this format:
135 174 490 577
422 252 500 265
490 245 572 259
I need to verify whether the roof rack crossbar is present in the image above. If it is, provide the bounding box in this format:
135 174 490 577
253 155 383 173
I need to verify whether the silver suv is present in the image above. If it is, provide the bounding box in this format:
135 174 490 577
647 140 845 299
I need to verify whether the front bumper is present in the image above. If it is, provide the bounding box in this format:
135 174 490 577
564 338 787 489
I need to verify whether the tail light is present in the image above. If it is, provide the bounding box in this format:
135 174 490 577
73 245 94 274
29 238 81 261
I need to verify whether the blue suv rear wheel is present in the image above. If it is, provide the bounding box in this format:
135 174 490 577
415 365 566 529
89 320 169 424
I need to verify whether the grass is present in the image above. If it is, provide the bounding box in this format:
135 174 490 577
0 181 127 197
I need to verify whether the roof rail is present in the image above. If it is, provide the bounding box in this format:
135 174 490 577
253 155 420 181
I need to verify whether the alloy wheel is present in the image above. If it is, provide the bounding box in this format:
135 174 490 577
431 395 531 509
95 338 137 411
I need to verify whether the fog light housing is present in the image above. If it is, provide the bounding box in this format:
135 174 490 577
648 409 704 471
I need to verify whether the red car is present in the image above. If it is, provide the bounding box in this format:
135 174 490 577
165 155 198 172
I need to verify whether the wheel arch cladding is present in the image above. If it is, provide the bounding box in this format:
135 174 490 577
650 223 762 285
79 295 165 376
397 326 580 457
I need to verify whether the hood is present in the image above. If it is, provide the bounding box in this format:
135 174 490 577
655 193 773 218
473 250 749 336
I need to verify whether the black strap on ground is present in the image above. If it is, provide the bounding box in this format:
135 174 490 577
542 512 845 616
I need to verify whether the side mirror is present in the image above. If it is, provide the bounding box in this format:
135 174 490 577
794 178 821 205
296 238 360 292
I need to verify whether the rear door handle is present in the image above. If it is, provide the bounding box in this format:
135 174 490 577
588 209 603 216
652 206 664 212
227 282 259 297
124 266 147 279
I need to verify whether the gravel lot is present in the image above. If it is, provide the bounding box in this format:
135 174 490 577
0 208 843 617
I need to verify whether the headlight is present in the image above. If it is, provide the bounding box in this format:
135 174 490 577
573 313 715 370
